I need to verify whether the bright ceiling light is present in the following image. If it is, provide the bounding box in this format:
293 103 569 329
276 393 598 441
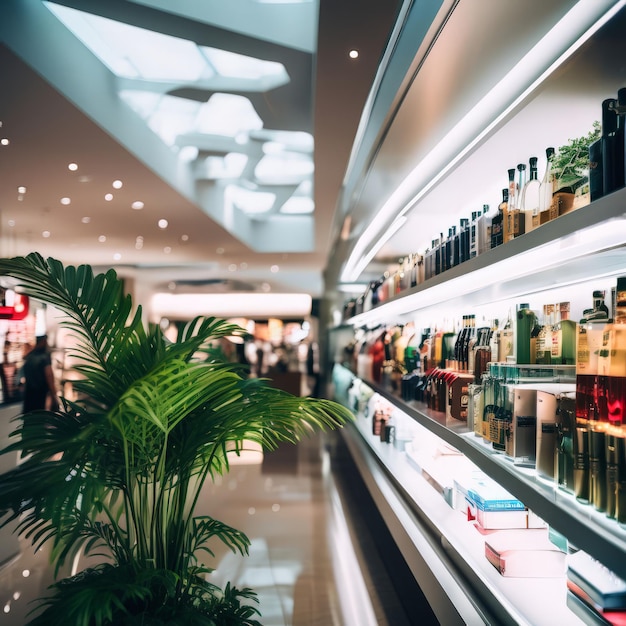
349 49 359 59
281 196 314 214
151 292 312 319
201 47 286 81
112 180 123 189
60 197 71 205
68 163 78 171
158 219 169 229
226 184 276 214
196 94 263 137
131 201 144 210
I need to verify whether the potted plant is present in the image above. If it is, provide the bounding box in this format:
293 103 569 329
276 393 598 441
551 121 601 210
0 253 353 626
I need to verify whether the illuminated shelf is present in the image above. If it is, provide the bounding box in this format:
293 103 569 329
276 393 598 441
348 187 626 328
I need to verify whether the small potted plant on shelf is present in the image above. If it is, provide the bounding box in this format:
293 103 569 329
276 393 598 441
551 120 601 212
0 253 353 626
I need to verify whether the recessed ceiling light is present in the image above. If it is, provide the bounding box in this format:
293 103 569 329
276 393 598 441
113 253 122 261
240 262 248 270
1 138 9 146
131 200 144 210
112 180 123 189
158 219 168 229
98 235 107 243
17 186 26 194
261 282 271 292
349 49 359 59
228 264 237 272
105 193 113 201
81 216 91 224
42 231 51 238
60 197 71 205
164 246 172 254
216 247 225 255
270 265 279 273
8 220 15 227
180 234 189 242
68 163 78 171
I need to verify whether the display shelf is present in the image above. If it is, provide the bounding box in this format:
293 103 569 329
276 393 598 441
348 186 626 327
342 409 586 625
338 365 626 580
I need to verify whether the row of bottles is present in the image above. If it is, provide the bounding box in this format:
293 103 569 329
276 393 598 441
343 90 626 322
343 277 626 528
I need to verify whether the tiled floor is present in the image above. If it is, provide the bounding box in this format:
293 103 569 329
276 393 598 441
0 402 414 625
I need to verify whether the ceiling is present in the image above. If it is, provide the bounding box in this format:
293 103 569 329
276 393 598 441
0 0 401 315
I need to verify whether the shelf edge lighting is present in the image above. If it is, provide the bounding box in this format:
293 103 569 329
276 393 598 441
340 0 626 284
349 215 626 327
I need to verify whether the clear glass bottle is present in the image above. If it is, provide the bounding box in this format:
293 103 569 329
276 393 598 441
477 204 491 255
521 156 541 233
539 147 556 221
507 163 526 240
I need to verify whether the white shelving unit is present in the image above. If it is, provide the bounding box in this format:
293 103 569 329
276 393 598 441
327 1 626 623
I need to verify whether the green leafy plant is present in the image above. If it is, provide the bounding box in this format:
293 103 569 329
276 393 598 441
0 253 353 626
551 121 601 192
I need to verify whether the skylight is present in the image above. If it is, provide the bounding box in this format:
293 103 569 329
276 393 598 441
43 0 315 224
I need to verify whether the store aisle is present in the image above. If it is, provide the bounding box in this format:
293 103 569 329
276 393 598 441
0 401 419 625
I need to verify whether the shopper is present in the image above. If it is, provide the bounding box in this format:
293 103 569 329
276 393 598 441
22 334 59 413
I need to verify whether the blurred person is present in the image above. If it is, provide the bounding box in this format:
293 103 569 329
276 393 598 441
22 334 59 413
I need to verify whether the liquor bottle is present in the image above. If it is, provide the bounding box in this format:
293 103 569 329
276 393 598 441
497 315 514 362
452 316 466 370
536 304 554 364
469 211 478 260
452 223 461 268
462 314 476 372
477 204 491 255
491 191 506 248
602 97 624 196
506 164 526 240
503 170 516 243
521 156 541 233
516 303 536 365
433 236 441 276
424 241 435 280
539 147 555 218
551 302 576 365
459 218 470 264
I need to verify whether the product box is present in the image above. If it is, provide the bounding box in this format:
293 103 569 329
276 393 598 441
464 473 528 530
445 373 474 422
484 528 566 577
568 551 626 611
567 589 626 626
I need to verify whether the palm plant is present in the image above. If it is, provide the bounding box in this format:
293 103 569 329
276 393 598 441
0 253 353 626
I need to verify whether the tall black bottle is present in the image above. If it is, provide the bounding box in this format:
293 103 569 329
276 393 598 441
602 96 625 196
